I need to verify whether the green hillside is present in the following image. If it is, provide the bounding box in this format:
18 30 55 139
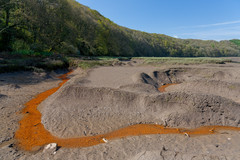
1 0 240 57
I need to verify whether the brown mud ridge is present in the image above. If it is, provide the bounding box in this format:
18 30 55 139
15 69 240 151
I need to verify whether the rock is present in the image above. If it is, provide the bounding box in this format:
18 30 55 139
43 143 57 152
102 138 108 143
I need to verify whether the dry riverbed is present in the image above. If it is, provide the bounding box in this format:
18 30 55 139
1 59 240 159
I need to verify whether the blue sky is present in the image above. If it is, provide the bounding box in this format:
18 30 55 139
77 0 240 41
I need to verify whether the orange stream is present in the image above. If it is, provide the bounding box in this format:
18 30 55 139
158 83 178 92
15 72 240 151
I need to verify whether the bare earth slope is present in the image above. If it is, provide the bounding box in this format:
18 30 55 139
39 62 240 159
1 60 240 159
41 65 240 138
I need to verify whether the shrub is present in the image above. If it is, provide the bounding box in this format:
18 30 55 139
11 39 30 51
59 42 79 55
30 43 46 52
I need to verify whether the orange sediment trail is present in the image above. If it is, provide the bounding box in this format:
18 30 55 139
15 72 240 151
158 83 178 92
15 71 73 151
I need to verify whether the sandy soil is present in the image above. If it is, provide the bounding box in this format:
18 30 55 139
0 70 69 159
1 59 240 159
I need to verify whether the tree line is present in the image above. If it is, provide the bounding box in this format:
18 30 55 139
1 0 240 57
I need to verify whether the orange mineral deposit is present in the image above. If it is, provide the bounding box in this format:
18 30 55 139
158 83 178 92
15 71 240 151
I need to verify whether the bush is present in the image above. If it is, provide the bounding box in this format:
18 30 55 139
11 50 34 57
10 50 53 57
11 39 30 51
30 43 46 52
59 42 79 55
76 38 95 56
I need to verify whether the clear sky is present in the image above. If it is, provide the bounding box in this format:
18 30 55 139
77 0 240 41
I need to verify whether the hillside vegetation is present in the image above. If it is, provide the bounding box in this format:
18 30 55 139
1 0 240 57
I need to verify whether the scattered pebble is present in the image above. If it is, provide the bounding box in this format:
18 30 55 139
43 143 58 153
45 143 57 150
102 138 108 143
184 133 190 137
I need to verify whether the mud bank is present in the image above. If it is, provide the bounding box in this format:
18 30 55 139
3 62 240 159
41 66 240 139
16 69 240 151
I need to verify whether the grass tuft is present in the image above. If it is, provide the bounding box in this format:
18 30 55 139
134 57 231 65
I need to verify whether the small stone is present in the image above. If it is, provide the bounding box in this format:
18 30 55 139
184 133 190 137
44 143 58 152
8 144 14 148
102 138 108 143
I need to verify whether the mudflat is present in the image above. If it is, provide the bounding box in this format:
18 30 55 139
1 59 240 159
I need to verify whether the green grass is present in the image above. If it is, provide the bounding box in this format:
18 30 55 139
0 53 234 73
133 57 232 65
95 56 118 60
95 56 131 61
67 57 117 69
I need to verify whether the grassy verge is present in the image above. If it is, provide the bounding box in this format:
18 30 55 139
66 57 118 70
0 52 234 73
134 57 232 65
0 54 124 73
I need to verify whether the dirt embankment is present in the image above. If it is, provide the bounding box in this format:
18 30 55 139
41 79 240 139
2 61 240 160
37 64 240 159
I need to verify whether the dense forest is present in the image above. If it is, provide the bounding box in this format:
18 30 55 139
1 0 240 57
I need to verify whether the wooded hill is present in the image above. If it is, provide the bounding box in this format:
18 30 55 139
1 0 240 57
